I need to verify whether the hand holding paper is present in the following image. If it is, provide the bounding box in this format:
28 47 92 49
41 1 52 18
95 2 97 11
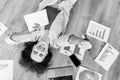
24 9 49 32
32 23 41 31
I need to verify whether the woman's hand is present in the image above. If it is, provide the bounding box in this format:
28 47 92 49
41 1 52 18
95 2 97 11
31 23 44 41
32 23 41 31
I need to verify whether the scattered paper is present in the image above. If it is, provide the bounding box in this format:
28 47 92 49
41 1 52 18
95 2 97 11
0 60 13 80
24 9 49 32
86 20 110 42
95 43 119 71
60 44 75 56
0 23 8 37
75 66 102 80
0 64 8 70
74 44 86 60
60 44 86 60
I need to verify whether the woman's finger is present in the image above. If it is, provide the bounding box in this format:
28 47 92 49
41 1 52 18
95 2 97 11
34 23 41 30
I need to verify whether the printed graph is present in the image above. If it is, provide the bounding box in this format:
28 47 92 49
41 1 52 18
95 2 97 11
86 20 110 42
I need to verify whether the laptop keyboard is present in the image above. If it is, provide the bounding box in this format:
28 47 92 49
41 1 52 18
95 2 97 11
49 75 73 80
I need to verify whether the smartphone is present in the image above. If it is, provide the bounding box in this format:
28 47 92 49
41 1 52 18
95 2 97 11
69 54 81 67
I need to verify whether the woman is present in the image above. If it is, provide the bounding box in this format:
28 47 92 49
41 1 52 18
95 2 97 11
5 0 92 75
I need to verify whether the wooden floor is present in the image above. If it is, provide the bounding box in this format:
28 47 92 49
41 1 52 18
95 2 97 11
0 0 120 80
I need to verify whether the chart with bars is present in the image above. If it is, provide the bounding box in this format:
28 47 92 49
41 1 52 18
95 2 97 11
86 20 111 42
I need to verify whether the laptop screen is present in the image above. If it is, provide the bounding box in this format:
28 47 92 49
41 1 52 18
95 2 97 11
47 66 74 80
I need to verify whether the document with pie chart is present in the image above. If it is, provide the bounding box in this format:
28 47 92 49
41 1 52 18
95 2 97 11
75 66 102 80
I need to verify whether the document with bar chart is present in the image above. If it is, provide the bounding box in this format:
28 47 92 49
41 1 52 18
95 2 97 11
86 20 111 42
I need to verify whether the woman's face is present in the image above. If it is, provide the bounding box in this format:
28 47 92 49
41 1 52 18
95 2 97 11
31 40 49 62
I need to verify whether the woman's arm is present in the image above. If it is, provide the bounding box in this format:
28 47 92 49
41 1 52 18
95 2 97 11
5 31 32 45
5 25 43 44
10 32 32 42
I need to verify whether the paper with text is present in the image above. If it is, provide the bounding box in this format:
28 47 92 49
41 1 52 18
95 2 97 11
76 66 102 80
86 20 110 42
24 9 49 32
0 60 13 80
0 23 8 37
95 43 119 71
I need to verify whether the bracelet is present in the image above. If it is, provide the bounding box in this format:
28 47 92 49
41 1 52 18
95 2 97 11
10 32 18 42
67 34 74 44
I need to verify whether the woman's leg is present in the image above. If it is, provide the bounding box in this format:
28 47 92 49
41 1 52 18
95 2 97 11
57 0 78 34
48 0 78 48
58 0 78 13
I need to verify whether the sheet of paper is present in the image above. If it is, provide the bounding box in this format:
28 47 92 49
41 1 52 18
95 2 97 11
75 66 102 80
60 44 75 56
0 60 13 80
73 44 86 60
86 20 110 42
24 9 49 32
0 23 8 37
95 43 119 71
60 44 86 60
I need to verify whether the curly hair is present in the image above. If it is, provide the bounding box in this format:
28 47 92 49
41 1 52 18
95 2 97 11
19 41 53 75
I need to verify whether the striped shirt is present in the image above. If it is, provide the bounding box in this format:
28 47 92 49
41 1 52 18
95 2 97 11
5 0 77 48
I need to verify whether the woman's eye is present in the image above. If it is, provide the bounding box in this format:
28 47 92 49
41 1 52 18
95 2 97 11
39 54 44 57
33 51 38 54
38 46 42 50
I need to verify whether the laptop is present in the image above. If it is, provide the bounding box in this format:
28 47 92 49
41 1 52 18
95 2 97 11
47 66 74 80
